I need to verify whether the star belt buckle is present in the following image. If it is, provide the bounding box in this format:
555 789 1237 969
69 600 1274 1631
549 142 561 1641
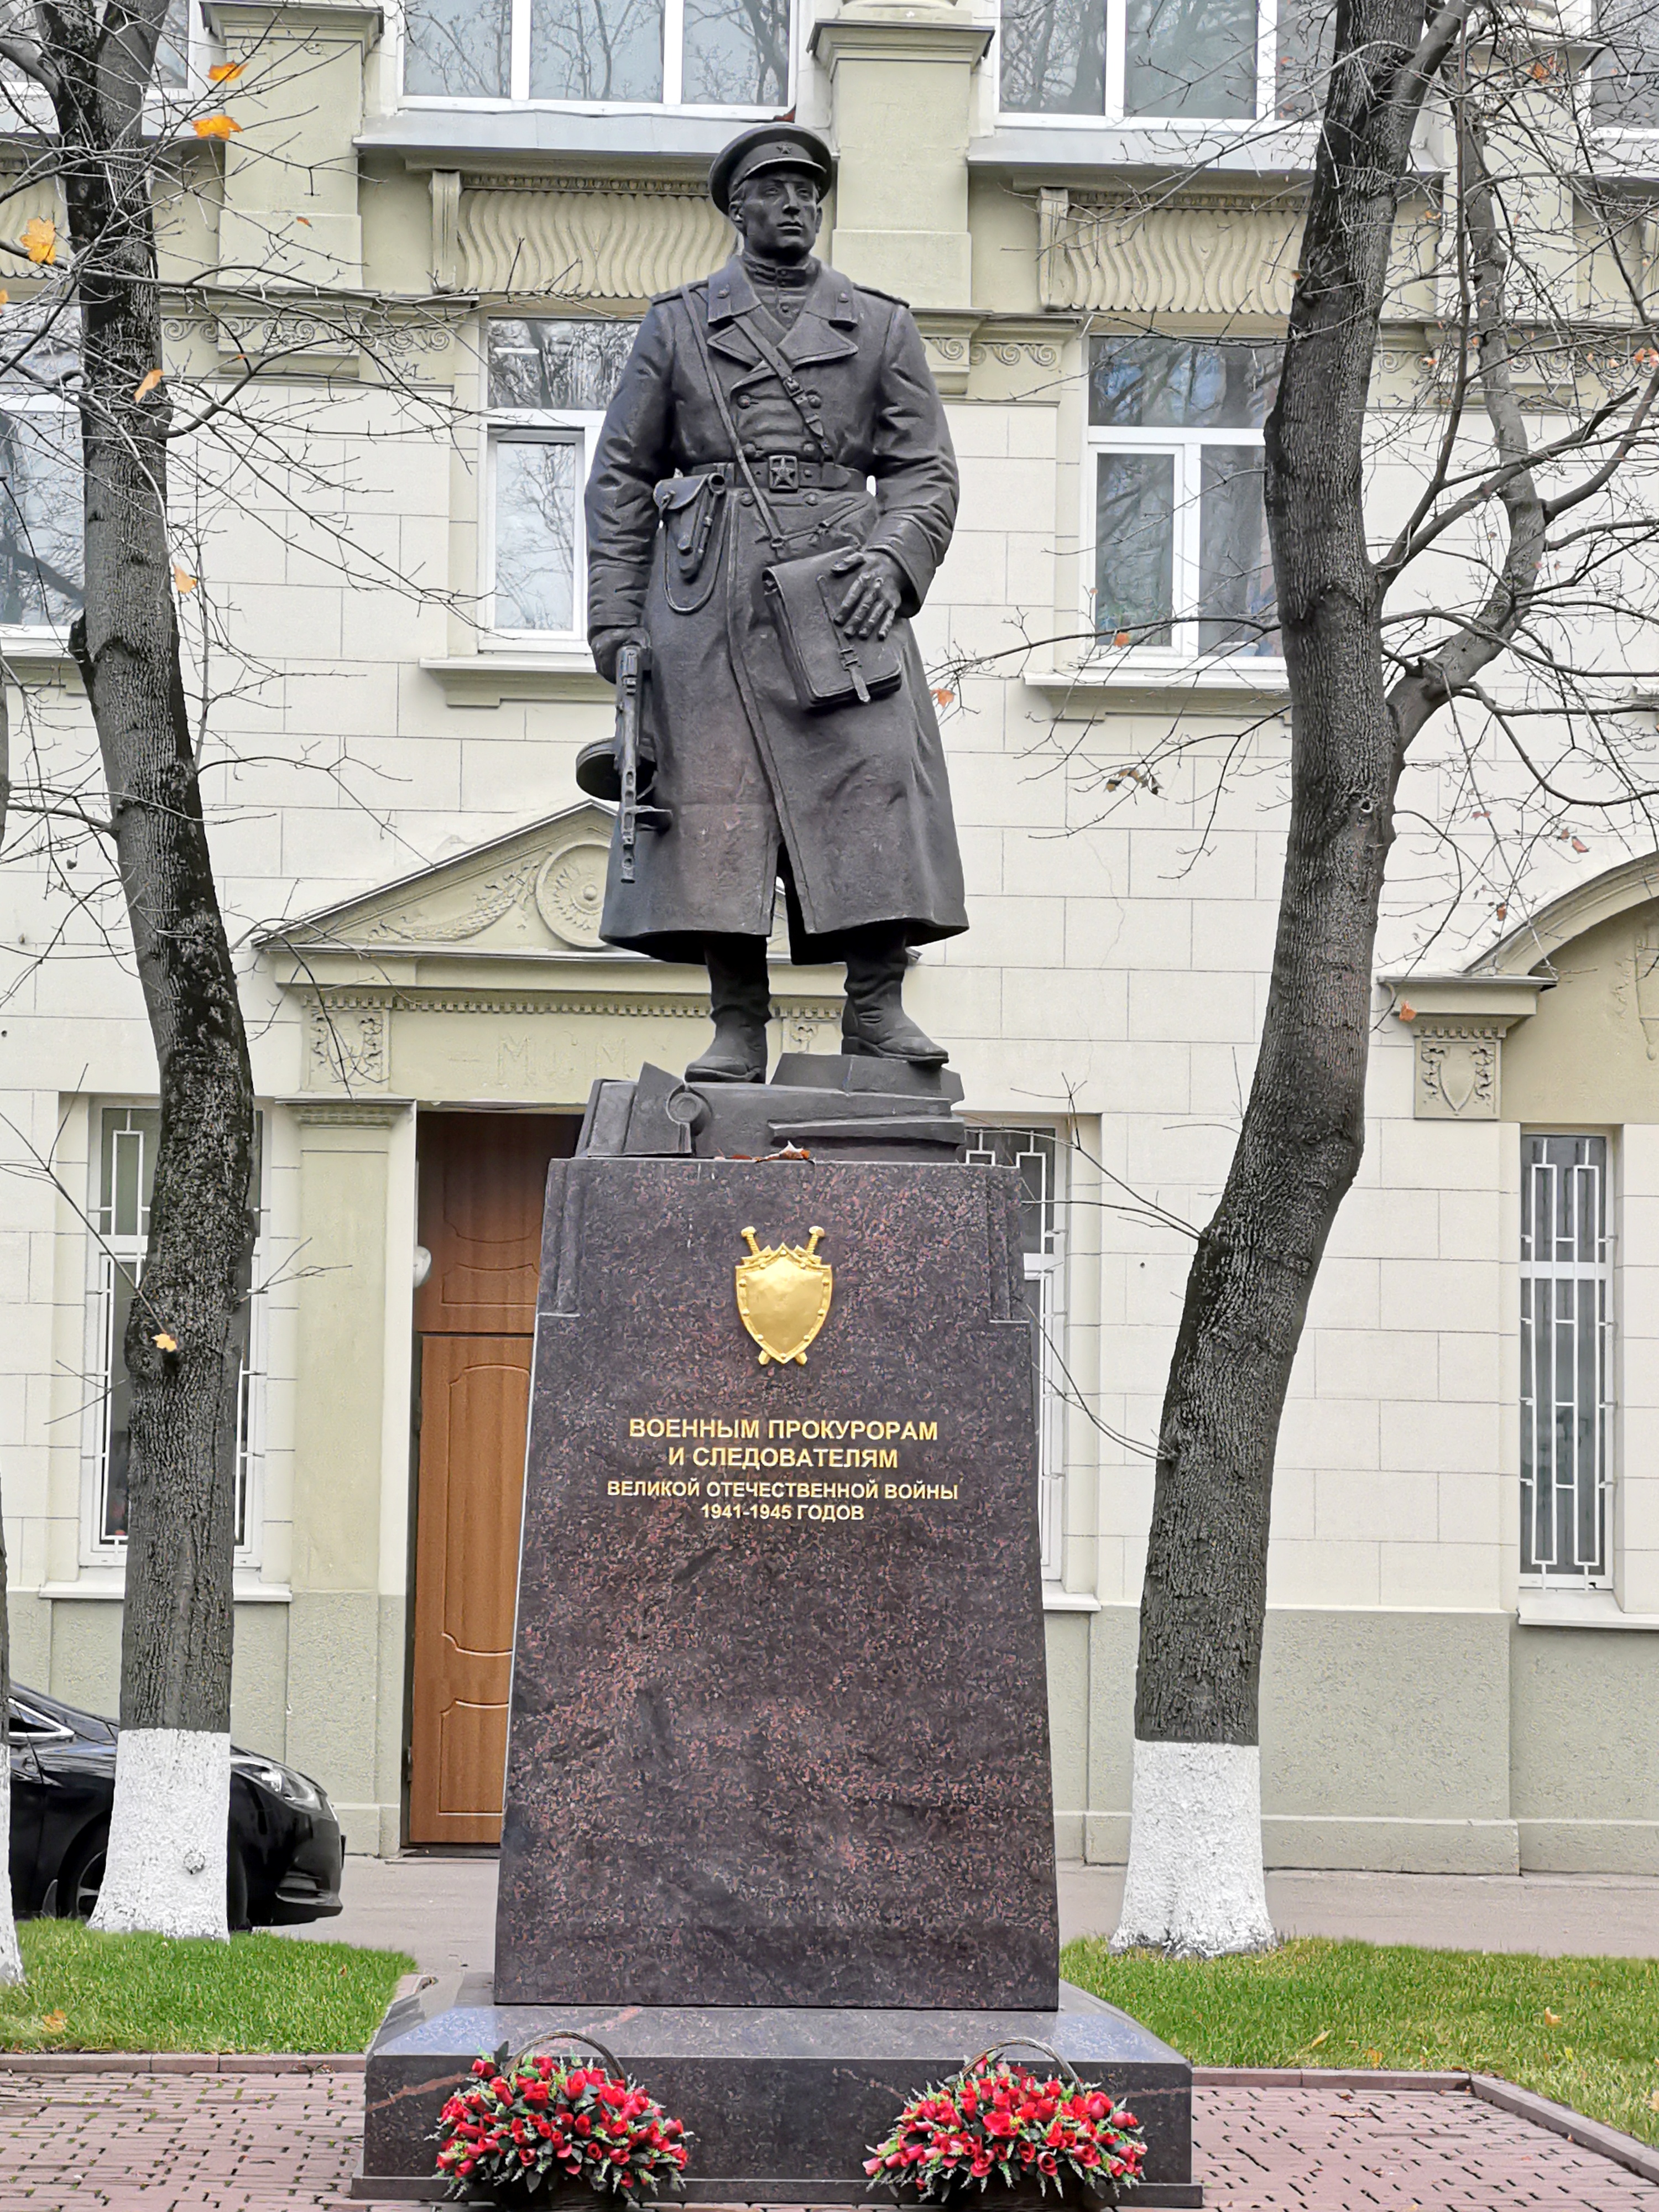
768 454 800 492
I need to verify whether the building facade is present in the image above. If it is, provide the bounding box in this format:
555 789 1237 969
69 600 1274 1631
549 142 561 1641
3 0 1658 1869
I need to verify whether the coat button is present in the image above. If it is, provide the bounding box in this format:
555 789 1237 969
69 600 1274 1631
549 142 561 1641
805 493 818 507
737 392 751 405
739 492 754 506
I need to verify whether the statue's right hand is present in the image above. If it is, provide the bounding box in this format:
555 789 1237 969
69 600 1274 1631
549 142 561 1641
593 626 650 684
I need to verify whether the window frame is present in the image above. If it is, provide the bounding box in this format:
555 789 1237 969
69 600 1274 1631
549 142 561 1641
1518 1129 1615 1593
482 418 594 647
0 383 82 642
80 1103 268 1573
1082 340 1285 669
962 1121 1068 1583
992 0 1279 129
396 0 795 113
481 317 641 649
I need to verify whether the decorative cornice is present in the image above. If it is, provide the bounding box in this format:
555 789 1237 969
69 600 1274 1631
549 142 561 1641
288 1097 410 1126
1381 973 1550 1025
809 15 994 66
451 176 729 300
1037 182 1305 318
291 983 844 1021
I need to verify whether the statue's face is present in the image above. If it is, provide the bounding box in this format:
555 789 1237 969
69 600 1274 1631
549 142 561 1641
731 170 822 264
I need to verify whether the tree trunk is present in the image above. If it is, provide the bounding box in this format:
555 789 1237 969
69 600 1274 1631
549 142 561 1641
1114 0 1439 1955
47 4 255 1941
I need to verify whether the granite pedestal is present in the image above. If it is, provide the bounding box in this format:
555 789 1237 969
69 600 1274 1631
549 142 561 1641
360 1062 1197 2201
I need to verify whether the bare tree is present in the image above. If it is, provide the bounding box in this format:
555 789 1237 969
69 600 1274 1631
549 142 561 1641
1107 0 1659 1950
0 0 476 1938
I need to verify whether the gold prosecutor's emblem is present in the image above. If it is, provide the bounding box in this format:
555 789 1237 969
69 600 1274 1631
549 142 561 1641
735 1225 832 1366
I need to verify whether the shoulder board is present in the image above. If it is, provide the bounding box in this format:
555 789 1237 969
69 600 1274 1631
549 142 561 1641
650 281 702 306
855 283 910 309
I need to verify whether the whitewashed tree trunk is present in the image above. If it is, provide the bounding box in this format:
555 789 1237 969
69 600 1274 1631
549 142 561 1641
1111 1740 1274 1958
90 1731 230 1941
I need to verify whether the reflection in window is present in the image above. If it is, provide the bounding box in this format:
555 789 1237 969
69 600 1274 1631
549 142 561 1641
486 317 637 640
1088 337 1280 659
998 0 1259 118
89 1107 264 1556
1124 0 1255 117
1275 0 1333 117
682 0 788 105
405 0 787 102
1095 454 1173 650
1593 0 1659 127
531 0 663 102
998 0 1104 114
404 0 512 95
1197 446 1273 653
0 402 81 629
494 441 578 632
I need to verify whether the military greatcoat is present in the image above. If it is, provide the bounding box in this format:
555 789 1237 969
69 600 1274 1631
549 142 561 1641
583 255 968 963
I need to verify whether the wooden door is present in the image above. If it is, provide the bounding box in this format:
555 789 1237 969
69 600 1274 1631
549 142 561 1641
410 1335 533 1844
408 1113 578 1844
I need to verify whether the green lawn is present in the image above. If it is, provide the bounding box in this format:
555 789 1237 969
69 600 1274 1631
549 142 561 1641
1065 1936 1659 2151
0 1921 413 2052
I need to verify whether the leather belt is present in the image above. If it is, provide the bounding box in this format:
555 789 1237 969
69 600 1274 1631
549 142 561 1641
725 455 857 493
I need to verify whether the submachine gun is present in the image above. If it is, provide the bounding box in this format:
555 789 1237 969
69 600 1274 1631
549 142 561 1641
574 640 671 881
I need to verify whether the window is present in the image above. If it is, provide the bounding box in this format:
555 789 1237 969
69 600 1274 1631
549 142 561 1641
1087 336 1280 661
403 0 789 104
1520 1134 1612 1588
998 0 1270 119
85 1107 265 1563
0 319 80 632
1592 0 1659 128
964 1124 1066 1580
485 319 637 643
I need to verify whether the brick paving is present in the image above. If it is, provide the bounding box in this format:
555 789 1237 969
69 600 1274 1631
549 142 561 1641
0 2068 1653 2208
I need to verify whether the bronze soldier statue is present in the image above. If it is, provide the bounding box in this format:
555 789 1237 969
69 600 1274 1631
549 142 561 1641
580 121 967 1083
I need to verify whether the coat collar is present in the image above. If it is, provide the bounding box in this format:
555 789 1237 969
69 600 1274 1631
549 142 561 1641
703 255 859 332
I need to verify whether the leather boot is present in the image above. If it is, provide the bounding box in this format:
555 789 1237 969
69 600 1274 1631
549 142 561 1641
687 936 771 1083
841 929 948 1067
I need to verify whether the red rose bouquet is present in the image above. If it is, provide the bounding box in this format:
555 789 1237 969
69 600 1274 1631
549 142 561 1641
434 2041 690 2206
864 2055 1145 2205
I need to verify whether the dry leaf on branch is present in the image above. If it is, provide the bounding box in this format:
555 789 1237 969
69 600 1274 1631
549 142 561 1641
173 563 198 594
19 217 56 265
133 367 162 401
194 114 242 139
208 60 243 80
153 1330 179 1353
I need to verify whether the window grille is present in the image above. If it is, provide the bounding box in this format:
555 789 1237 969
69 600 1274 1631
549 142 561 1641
403 0 790 107
963 1124 1066 1579
1086 337 1281 663
86 1107 265 1562
483 319 637 644
1520 1133 1612 1587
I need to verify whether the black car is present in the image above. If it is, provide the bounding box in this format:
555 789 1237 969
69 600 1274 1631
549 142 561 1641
7 1684 344 1928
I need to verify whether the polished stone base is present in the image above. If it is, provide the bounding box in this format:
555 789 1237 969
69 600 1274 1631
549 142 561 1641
356 1974 1200 2206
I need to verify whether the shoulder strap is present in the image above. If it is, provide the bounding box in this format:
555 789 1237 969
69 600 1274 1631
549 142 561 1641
680 289 784 548
738 315 836 463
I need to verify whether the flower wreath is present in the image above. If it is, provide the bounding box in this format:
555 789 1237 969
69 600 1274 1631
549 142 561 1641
433 2035 690 2206
864 2045 1145 2204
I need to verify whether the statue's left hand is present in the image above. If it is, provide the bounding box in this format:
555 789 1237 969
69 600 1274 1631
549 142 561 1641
831 549 904 640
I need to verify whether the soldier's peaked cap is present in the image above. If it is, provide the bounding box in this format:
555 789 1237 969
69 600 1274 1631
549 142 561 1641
708 123 834 215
